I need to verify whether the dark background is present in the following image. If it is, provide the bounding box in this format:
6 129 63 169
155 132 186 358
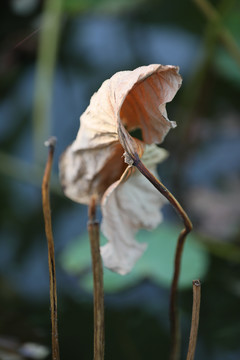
0 0 240 359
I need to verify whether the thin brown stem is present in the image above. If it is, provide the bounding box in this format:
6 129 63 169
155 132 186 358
42 137 60 360
169 229 188 360
186 280 201 360
133 156 192 360
88 197 105 360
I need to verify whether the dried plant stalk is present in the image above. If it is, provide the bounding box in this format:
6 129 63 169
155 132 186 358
42 137 60 360
169 230 187 360
186 280 201 360
133 157 192 360
88 197 105 360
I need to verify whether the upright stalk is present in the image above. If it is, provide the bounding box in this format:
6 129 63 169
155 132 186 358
42 137 60 360
133 156 192 360
186 280 201 360
88 197 105 360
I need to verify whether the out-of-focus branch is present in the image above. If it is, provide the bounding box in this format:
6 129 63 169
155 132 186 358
193 0 240 67
33 0 62 164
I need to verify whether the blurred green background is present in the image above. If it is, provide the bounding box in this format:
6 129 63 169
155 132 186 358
1 0 240 359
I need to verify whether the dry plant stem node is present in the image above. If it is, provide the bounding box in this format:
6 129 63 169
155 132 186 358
88 197 105 360
186 280 201 360
42 136 60 360
132 154 192 360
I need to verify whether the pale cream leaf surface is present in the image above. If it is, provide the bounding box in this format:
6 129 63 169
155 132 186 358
100 145 168 274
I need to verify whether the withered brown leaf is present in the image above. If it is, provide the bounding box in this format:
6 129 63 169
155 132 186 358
59 64 181 274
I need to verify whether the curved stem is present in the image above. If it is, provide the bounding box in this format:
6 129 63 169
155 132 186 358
133 157 192 360
133 158 192 231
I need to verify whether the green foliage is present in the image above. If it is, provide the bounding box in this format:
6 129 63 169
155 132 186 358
201 236 240 263
62 0 143 13
215 11 240 86
61 223 209 293
216 49 240 86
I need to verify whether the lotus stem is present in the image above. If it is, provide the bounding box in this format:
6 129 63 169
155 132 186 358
42 137 60 360
88 197 105 360
133 156 192 360
186 280 201 360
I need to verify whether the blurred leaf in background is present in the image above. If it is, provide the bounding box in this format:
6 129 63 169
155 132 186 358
61 223 209 293
214 2 240 85
63 0 144 13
